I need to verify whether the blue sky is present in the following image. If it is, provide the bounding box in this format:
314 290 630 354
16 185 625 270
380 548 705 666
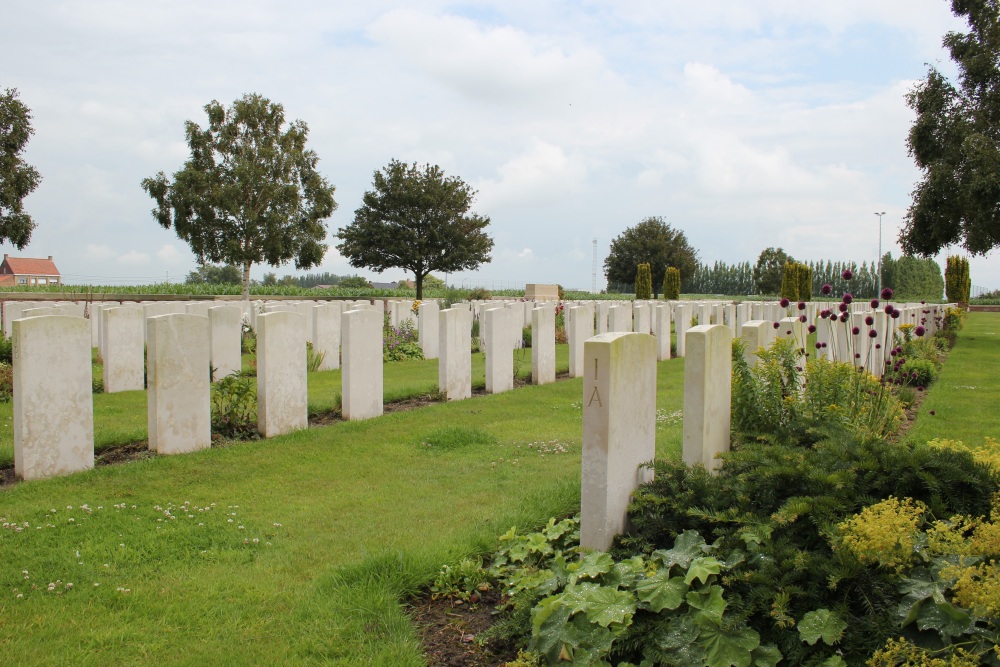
4 0 997 293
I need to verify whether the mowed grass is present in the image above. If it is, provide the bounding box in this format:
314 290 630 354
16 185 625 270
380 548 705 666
903 311 1000 445
0 346 558 469
0 346 684 665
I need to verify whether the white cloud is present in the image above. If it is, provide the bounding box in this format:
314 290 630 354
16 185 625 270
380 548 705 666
86 244 117 261
477 139 588 209
118 251 151 265
156 244 184 263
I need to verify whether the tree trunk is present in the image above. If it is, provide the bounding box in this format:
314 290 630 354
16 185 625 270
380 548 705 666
242 261 251 301
415 272 424 301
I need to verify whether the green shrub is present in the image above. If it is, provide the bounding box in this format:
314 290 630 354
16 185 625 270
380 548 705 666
897 358 938 387
467 287 492 300
945 255 971 303
521 325 532 348
210 373 258 439
0 335 11 364
0 361 11 402
383 316 424 362
663 267 681 300
635 263 652 300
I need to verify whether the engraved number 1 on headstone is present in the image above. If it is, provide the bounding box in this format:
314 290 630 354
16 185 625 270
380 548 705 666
588 358 602 407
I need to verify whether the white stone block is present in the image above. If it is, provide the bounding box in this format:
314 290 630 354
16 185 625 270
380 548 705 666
580 332 656 552
103 307 145 393
531 306 556 385
655 305 672 361
439 308 472 400
312 302 343 371
13 316 93 480
633 304 651 334
674 304 692 357
147 314 211 454
418 301 440 359
683 324 732 473
568 306 594 377
739 320 769 366
256 311 308 437
608 305 630 332
342 309 384 420
484 307 513 394
208 305 243 380
596 302 610 334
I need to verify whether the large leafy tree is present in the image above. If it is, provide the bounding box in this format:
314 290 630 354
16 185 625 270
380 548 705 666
142 93 337 300
902 0 1000 256
336 159 493 299
753 247 794 296
604 217 698 297
0 88 41 249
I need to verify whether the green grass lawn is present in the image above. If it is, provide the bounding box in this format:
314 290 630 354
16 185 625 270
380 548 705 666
0 315 993 665
903 311 1000 446
0 344 683 665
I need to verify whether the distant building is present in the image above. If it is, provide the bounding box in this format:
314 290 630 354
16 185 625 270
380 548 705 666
0 254 61 286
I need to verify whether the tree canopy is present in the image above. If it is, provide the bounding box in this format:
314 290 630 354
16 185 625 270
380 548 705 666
335 160 493 299
901 0 1000 256
185 262 242 285
603 217 698 297
0 88 41 249
753 247 794 296
141 93 337 300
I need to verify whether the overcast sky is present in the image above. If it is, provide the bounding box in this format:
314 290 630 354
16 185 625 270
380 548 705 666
4 0 998 293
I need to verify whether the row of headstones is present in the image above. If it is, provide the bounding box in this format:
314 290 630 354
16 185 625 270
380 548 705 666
10 299 599 481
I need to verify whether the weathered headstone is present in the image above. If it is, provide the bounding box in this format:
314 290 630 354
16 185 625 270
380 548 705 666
484 307 513 394
674 304 692 357
568 305 594 377
256 311 308 437
683 324 732 473
418 301 440 359
580 332 656 551
654 304 672 361
209 305 243 380
342 308 383 420
739 320 770 366
439 308 472 400
633 303 651 334
147 314 211 454
13 316 94 480
312 302 343 371
531 306 556 385
103 307 145 393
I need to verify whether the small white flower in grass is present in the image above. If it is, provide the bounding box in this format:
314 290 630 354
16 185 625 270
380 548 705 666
273 523 281 528
238 525 244 530
16 593 23 599
93 583 99 587
65 583 73 590
227 519 234 524
66 506 73 510
75 550 80 558
103 564 109 568
68 518 75 523
252 538 259 544
198 523 204 527
50 509 56 514
119 544 125 548
47 583 55 592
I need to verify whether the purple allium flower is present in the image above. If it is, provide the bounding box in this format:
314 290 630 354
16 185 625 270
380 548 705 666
915 326 925 336
869 329 878 338
917 386 924 392
821 342 827 348
843 293 854 304
773 321 780 329
855 353 861 359
852 326 860 335
930 410 935 416
870 299 880 309
884 304 894 315
881 287 894 299
840 313 850 322
808 325 816 334
891 311 900 319
865 315 874 326
838 303 849 313
799 315 807 323
780 298 790 308
786 330 792 335
797 301 806 310
890 349 897 357
875 343 881 349
821 283 832 295
842 269 854 280
920 300 926 305
815 342 822 349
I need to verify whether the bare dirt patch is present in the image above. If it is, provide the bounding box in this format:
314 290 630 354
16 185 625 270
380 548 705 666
409 589 519 667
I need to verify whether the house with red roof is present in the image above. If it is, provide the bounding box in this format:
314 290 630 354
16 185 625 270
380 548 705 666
0 254 61 287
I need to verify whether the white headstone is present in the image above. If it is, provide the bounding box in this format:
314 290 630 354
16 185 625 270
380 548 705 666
739 320 770 366
580 332 656 551
418 301 441 359
683 324 732 473
439 308 472 400
484 307 513 394
103 307 145 393
209 305 243 380
13 316 94 480
654 304 672 361
531 306 556 385
312 302 343 371
568 306 594 377
147 314 211 454
633 303 651 334
674 304 692 357
342 308 384 420
256 311 307 437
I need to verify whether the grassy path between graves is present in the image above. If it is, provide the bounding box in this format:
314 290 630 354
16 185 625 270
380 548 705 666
0 347 684 665
903 311 1000 446
0 347 553 469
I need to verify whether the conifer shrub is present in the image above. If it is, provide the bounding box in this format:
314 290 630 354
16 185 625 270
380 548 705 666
663 267 681 300
634 263 652 299
945 255 971 303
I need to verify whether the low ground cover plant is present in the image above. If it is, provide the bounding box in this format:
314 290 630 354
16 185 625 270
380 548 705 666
384 315 423 362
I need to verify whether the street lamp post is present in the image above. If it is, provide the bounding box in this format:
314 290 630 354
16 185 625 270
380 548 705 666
875 211 886 295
